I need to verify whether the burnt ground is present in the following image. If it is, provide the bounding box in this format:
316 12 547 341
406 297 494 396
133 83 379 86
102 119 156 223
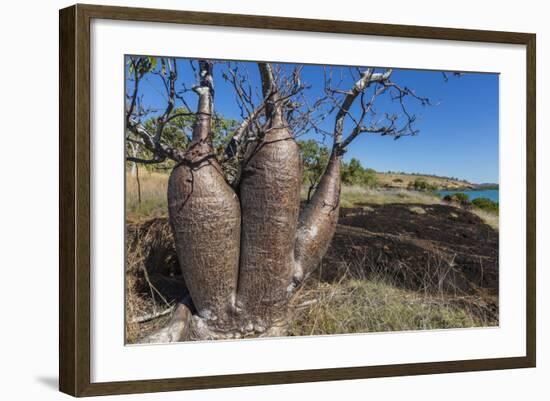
125 203 498 340
319 204 498 297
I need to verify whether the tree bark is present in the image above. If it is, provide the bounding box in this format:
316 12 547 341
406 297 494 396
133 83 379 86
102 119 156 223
294 151 341 282
133 63 431 342
168 61 241 329
236 63 302 330
292 69 392 282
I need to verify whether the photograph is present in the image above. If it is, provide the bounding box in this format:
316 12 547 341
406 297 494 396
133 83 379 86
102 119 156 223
124 56 500 344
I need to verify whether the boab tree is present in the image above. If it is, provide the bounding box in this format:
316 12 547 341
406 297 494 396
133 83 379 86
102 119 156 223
125 57 430 342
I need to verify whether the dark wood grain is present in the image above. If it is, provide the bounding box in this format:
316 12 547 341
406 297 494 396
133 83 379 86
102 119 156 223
59 3 537 397
60 5 92 396
75 5 92 395
59 5 76 395
75 356 533 396
79 3 533 44
526 34 536 367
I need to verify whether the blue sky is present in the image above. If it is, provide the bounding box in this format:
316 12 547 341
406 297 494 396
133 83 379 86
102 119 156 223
126 57 499 184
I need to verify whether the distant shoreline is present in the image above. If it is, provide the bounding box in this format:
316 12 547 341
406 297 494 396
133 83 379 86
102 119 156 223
375 170 498 191
437 188 499 203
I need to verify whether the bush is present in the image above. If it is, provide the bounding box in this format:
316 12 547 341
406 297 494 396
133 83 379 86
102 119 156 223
341 158 378 187
442 193 471 208
452 192 470 203
472 197 499 214
412 178 438 192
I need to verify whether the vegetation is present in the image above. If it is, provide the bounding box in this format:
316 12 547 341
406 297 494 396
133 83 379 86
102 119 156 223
440 193 499 229
374 171 475 191
126 106 240 172
341 158 378 187
443 192 470 203
127 169 499 231
475 183 499 190
452 192 471 202
126 168 499 342
289 279 489 336
296 142 475 193
470 208 499 230
442 193 499 214
338 186 440 208
297 142 379 198
410 177 438 192
126 171 169 219
472 197 499 214
385 170 470 183
298 140 330 201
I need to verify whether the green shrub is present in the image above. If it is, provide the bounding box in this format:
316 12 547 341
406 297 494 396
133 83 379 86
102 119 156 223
452 192 470 203
442 192 470 207
341 158 378 187
472 197 499 214
412 178 438 192
297 140 331 200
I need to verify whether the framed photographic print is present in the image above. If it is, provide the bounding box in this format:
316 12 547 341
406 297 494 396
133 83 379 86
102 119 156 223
59 4 536 397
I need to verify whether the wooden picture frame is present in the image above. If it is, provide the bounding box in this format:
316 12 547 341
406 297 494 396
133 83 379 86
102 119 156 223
59 3 536 396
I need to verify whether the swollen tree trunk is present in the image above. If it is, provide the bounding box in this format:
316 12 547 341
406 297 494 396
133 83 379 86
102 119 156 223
236 64 302 331
153 62 366 343
293 69 387 282
167 61 241 329
294 151 341 282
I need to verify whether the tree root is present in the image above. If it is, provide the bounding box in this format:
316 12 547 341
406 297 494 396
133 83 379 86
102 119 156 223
141 303 192 343
131 306 174 324
142 304 290 343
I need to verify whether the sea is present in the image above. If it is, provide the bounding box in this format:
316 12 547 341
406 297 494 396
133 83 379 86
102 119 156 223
437 189 499 203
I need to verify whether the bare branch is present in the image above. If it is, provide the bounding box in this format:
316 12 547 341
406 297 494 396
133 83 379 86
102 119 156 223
125 57 140 128
187 59 214 150
258 62 281 120
339 84 388 149
328 67 435 150
125 57 189 164
126 155 166 165
126 119 185 162
332 68 392 151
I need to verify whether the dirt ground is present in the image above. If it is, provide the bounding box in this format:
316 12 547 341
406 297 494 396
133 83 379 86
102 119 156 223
324 203 498 295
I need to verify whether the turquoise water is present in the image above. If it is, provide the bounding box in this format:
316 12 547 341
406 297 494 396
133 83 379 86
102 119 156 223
438 189 499 202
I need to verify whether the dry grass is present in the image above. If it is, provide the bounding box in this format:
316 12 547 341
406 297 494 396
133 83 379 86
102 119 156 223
375 171 473 190
338 186 499 230
125 215 498 342
289 249 497 336
125 217 187 343
126 172 443 213
471 208 499 230
409 206 427 215
339 186 441 208
289 280 487 336
124 169 498 341
126 170 169 219
124 169 499 230
125 271 143 343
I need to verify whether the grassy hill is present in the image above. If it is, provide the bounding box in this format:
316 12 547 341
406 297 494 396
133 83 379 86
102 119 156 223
374 171 475 190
